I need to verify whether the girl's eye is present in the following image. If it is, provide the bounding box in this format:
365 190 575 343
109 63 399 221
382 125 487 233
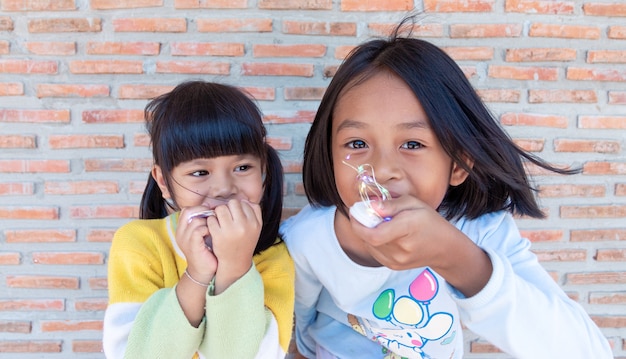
190 170 208 177
402 141 423 150
235 164 251 172
348 140 367 149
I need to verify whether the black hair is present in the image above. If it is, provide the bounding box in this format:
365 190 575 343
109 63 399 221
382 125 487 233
139 81 284 253
303 16 578 221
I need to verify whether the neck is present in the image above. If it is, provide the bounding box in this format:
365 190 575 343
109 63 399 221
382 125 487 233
334 210 382 267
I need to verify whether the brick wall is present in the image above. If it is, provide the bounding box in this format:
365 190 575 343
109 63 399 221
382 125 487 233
0 0 624 358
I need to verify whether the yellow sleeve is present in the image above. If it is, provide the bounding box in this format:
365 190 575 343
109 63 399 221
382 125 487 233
254 241 296 352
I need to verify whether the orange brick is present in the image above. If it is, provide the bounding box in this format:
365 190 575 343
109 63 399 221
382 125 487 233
5 229 75 243
86 41 160 55
512 138 544 152
72 340 103 353
69 60 143 74
91 0 163 9
32 252 105 265
368 23 444 38
571 229 626 242
583 3 626 17
529 23 601 39
450 24 522 38
48 134 123 149
425 0 494 12
0 82 23 96
129 180 147 194
133 133 150 146
89 277 108 290
587 50 626 63
171 42 244 56
44 180 119 195
0 182 34 195
1 0 75 11
74 298 108 311
86 229 116 242
505 0 574 14
267 136 293 150
0 40 7 54
40 320 103 332
175 0 247 8
284 87 326 100
282 160 303 174
476 89 521 103
241 86 275 101
554 139 620 153
528 89 597 103
617 183 626 196
25 42 75 55
69 205 140 219
505 48 576 62
608 26 626 39
0 341 62 353
242 63 314 77
119 84 173 99
82 109 144 123
260 0 331 9
519 229 563 242
253 44 326 58
583 162 626 175
6 275 79 289
0 320 31 333
500 112 568 128
443 47 494 61
579 115 626 129
155 61 230 74
567 67 626 82
0 109 69 123
28 18 101 33
0 135 36 148
488 65 558 81
0 252 21 265
37 84 109 98
84 158 152 172
0 299 64 311
197 18 272 32
609 91 626 104
561 205 626 218
589 292 626 305
113 18 186 32
533 249 587 262
0 16 13 31
596 249 626 262
341 0 412 11
567 272 626 285
282 21 356 36
591 316 626 328
0 160 70 173
538 184 605 198
263 111 315 124
0 60 58 74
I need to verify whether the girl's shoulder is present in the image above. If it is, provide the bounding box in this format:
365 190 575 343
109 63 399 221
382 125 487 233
112 216 172 252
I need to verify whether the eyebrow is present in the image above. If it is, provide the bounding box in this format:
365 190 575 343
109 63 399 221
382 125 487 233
335 118 430 133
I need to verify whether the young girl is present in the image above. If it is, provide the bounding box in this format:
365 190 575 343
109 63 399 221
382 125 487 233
280 19 613 359
103 81 294 359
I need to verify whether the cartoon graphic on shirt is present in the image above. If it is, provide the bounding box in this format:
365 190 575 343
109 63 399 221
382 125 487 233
348 269 455 358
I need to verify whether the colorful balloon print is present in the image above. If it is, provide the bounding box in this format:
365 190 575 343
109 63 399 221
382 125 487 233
373 289 395 319
409 268 438 303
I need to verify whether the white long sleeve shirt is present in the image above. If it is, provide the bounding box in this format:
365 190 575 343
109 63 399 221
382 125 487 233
280 205 613 359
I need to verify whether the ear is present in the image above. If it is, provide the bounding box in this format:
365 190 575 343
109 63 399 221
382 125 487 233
152 165 171 199
449 156 474 186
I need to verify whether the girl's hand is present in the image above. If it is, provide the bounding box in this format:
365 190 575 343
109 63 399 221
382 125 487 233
207 199 262 294
177 206 218 284
354 196 492 297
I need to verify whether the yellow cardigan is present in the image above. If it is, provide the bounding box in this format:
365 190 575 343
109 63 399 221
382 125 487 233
104 213 294 358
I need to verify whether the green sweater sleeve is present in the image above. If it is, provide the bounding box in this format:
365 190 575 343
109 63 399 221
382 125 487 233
124 287 205 359
199 265 270 358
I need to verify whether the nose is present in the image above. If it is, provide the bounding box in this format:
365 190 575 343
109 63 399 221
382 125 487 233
369 149 401 185
206 172 236 201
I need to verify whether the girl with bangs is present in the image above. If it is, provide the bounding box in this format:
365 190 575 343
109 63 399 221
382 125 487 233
103 81 294 359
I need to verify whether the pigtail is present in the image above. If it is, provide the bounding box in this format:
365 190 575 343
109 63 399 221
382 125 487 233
256 143 284 254
139 174 168 219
